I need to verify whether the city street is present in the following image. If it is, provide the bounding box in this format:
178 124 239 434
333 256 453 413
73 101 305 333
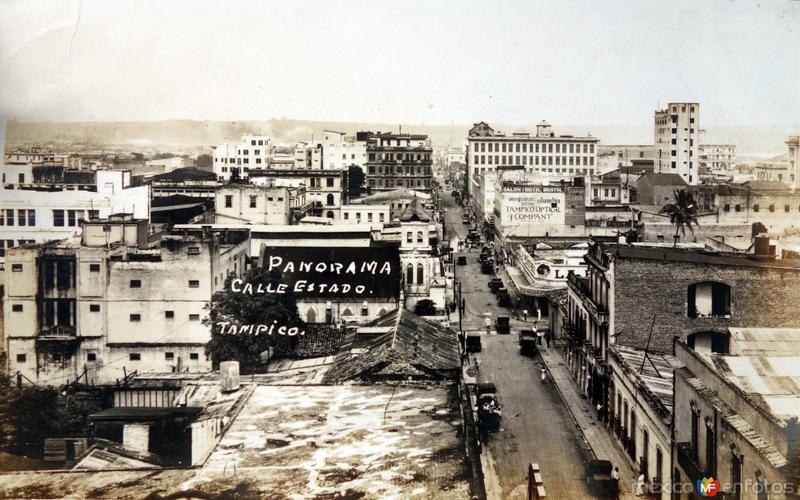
441 192 595 499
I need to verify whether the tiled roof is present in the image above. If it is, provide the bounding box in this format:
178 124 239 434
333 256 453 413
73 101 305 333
639 173 688 186
323 309 460 383
398 197 431 222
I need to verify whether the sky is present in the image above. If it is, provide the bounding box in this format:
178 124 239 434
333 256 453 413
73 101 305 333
0 0 798 128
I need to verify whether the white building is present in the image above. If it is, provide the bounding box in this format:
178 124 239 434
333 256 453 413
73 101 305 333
320 130 367 171
144 156 187 173
338 204 391 225
0 168 150 263
654 102 700 185
787 135 799 188
3 216 250 386
212 135 272 181
698 144 735 172
214 183 297 225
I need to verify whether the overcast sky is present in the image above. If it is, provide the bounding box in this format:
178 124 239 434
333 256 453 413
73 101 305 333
0 0 798 127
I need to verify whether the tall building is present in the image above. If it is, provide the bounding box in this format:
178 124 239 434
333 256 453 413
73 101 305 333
3 215 250 385
465 121 599 200
361 132 433 194
0 165 150 263
654 102 700 185
787 135 800 188
212 134 271 181
320 130 367 171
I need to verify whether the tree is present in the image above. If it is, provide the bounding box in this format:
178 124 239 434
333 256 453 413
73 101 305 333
347 165 365 198
414 299 437 316
195 154 213 169
660 189 700 247
204 266 305 373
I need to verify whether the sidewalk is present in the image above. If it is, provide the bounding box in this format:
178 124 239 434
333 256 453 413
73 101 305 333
539 347 640 500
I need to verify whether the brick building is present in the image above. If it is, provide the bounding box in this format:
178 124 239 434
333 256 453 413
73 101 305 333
361 132 433 194
562 240 800 415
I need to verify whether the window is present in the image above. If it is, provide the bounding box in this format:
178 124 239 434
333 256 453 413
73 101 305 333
188 280 200 288
753 204 760 212
416 231 423 243
734 204 741 212
12 264 23 272
165 310 174 318
17 210 26 226
89 263 101 272
67 210 77 226
12 304 23 312
416 263 424 284
189 314 200 321
723 204 730 212
687 331 730 354
249 195 257 208
165 352 175 360
89 304 100 312
189 352 199 360
225 195 233 208
769 204 775 212
16 354 26 363
406 264 414 285
87 353 96 362
688 282 731 318
129 353 141 361
130 279 141 288
406 232 412 244
130 314 141 322
785 205 791 213
53 209 65 227
326 178 334 187
326 194 334 206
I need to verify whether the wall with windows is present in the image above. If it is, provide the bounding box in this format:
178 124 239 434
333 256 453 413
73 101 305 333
612 257 800 354
214 184 292 225
338 204 390 225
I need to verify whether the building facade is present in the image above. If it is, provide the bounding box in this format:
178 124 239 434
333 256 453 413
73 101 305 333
3 216 250 385
320 130 367 171
466 121 599 201
362 132 433 194
654 103 700 185
698 144 736 172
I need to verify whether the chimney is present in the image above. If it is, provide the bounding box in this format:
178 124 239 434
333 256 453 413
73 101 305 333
753 235 776 261
220 361 240 392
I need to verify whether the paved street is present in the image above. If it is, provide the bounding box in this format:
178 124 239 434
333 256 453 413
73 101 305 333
442 193 595 500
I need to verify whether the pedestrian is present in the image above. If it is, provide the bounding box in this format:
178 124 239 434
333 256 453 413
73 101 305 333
612 467 620 490
545 330 551 348
522 309 528 321
636 471 646 496
536 327 544 346
540 367 547 383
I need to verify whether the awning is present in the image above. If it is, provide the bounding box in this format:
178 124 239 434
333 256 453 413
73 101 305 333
507 266 561 297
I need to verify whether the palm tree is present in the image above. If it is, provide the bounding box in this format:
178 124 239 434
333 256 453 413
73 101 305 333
660 189 700 247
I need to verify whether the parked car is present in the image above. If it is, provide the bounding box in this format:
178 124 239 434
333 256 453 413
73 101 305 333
497 290 512 308
466 333 482 352
488 278 503 291
481 260 494 274
585 460 619 498
457 255 467 266
476 383 501 433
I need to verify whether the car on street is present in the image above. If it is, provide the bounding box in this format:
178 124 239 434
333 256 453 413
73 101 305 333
456 255 467 265
488 278 503 291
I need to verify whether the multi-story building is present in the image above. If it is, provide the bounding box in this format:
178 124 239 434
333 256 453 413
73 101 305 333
0 166 150 262
714 180 800 234
151 167 219 199
248 169 344 219
786 135 800 188
144 156 187 174
320 130 367 171
212 134 271 181
466 121 599 201
654 102 700 185
350 188 433 220
3 215 250 385
562 240 800 422
673 330 800 499
398 199 446 311
493 178 587 239
215 182 302 225
698 144 736 172
362 132 433 194
338 204 391 226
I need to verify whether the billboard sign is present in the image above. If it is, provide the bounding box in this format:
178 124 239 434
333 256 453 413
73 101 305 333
500 183 566 225
257 246 401 299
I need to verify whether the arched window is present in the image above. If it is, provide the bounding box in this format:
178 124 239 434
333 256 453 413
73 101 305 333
416 263 424 284
536 264 550 276
406 264 414 285
326 211 334 219
688 282 731 318
306 308 316 323
416 231 423 243
378 308 388 316
342 307 353 316
326 194 334 206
